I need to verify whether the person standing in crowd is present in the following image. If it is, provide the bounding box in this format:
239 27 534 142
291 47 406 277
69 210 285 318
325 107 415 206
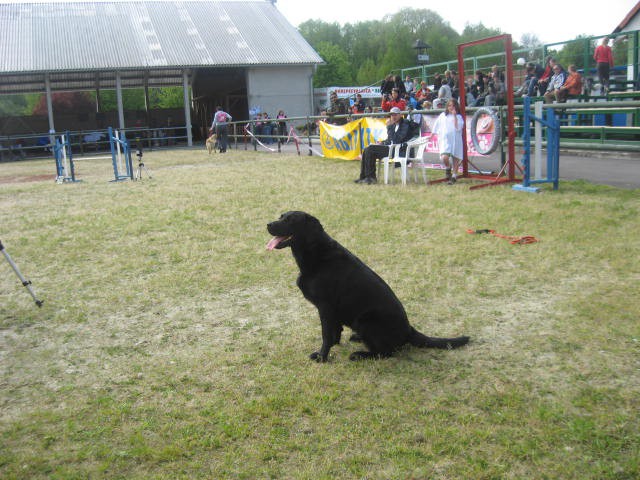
594 36 614 94
429 98 464 185
393 75 407 96
404 75 414 94
381 88 407 112
380 74 395 97
354 107 412 185
351 93 366 114
432 73 443 93
210 105 232 153
262 111 273 144
327 91 348 125
276 110 288 140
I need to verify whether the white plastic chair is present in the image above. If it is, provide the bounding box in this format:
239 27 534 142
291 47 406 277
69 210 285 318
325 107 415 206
404 136 431 185
383 136 427 185
382 142 408 185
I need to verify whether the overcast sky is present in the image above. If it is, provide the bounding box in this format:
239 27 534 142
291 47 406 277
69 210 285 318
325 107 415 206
275 0 637 45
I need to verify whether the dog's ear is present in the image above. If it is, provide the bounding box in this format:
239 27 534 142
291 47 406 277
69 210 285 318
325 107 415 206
304 213 324 233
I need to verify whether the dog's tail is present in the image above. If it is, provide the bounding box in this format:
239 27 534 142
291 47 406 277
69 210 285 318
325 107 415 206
408 327 469 349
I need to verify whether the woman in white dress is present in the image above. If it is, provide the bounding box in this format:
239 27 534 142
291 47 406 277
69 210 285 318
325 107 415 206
431 98 464 184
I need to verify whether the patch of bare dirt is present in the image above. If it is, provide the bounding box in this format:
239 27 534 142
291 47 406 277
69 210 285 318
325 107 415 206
0 174 53 184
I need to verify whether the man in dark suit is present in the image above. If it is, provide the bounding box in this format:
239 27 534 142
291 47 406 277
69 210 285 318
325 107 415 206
355 107 411 184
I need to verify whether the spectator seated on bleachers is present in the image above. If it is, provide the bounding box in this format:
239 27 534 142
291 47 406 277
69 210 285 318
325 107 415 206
558 65 584 102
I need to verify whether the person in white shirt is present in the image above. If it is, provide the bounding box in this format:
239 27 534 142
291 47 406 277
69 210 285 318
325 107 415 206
429 98 465 184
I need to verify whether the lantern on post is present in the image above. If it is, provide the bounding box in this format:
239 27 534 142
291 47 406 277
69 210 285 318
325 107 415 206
413 39 432 64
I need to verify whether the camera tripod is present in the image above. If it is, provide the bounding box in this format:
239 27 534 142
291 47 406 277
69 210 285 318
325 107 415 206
134 147 152 180
1 239 43 307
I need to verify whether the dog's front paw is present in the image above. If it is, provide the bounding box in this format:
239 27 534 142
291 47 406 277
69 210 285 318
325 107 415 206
309 351 329 362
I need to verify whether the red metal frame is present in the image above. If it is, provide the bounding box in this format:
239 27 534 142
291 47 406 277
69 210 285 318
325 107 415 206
456 34 519 189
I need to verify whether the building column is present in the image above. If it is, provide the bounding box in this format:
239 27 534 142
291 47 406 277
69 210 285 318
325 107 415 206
116 72 125 129
183 70 193 147
44 73 55 133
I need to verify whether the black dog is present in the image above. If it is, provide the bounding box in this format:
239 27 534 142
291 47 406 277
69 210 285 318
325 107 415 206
266 211 470 361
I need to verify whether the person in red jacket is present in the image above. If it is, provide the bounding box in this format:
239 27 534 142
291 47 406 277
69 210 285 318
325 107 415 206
381 88 407 112
593 36 614 94
536 56 557 96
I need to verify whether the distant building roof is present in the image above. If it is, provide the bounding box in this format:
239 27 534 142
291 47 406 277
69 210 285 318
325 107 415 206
613 1 640 32
0 0 323 93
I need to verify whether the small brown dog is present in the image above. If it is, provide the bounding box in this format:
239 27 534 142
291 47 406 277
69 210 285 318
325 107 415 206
205 133 218 154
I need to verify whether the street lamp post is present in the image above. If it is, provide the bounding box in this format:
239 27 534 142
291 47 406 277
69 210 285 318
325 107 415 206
413 39 432 65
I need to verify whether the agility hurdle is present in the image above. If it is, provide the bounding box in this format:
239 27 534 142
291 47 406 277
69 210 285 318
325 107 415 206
455 34 521 189
54 132 79 183
108 127 133 181
513 96 560 192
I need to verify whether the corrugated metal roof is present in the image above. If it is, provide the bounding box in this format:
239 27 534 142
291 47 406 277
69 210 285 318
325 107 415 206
0 0 323 93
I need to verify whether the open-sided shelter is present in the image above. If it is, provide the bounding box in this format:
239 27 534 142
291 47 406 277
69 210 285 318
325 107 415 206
0 0 323 143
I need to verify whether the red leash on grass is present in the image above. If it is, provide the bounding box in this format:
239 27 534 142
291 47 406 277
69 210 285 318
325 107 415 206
466 229 539 245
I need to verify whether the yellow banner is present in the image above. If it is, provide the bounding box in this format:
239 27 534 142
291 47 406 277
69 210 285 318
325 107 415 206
319 117 387 160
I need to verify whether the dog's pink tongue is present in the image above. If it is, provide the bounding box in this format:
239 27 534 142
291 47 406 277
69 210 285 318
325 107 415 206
266 236 284 251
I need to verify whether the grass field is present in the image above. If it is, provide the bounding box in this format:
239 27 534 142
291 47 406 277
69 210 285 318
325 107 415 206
1 148 639 479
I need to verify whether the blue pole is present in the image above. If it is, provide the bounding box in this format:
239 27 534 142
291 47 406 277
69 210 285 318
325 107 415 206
522 96 531 187
553 114 560 190
65 131 76 182
108 126 119 180
54 138 63 177
121 130 133 179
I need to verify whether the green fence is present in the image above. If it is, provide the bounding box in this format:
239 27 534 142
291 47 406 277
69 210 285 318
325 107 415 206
401 30 640 90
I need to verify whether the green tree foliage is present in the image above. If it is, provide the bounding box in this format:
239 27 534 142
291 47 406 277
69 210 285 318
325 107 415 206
355 58 379 86
98 89 146 112
313 42 353 87
611 35 629 67
554 36 592 69
299 8 507 87
152 87 186 109
460 23 506 58
298 20 343 47
0 95 28 116
519 33 543 61
96 87 185 112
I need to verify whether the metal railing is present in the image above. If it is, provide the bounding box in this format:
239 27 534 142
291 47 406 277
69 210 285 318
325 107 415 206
3 100 640 162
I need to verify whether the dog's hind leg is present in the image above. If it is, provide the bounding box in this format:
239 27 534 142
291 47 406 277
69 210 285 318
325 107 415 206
349 350 392 361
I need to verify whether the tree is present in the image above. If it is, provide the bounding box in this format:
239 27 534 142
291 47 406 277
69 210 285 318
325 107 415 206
98 89 147 112
519 33 543 61
32 92 94 115
0 95 28 116
460 23 505 51
355 58 379 86
298 20 343 49
151 87 186 109
313 42 352 87
555 36 592 70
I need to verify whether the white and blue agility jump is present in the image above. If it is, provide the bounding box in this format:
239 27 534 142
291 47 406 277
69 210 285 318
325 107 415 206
108 126 134 182
54 132 78 183
513 96 560 192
